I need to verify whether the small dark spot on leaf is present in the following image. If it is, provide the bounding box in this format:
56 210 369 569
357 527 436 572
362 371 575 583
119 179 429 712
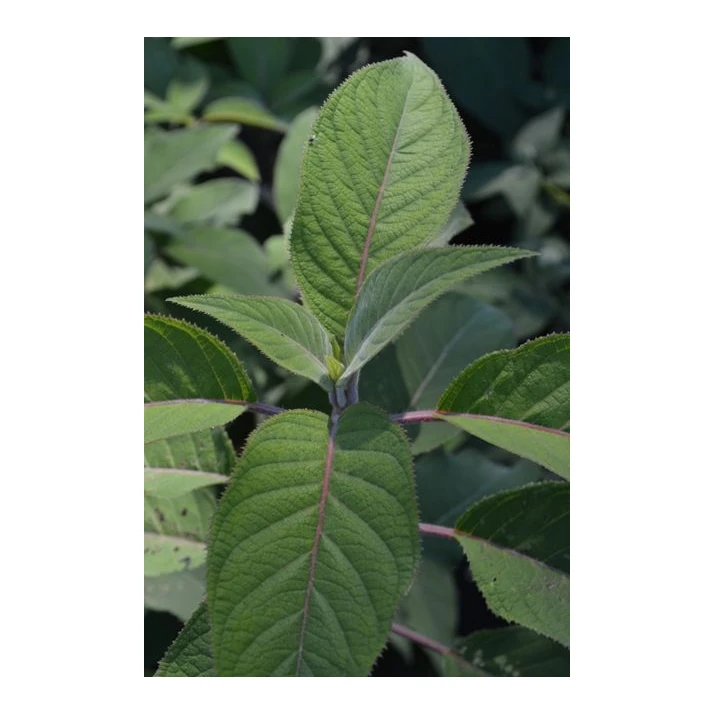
173 546 179 552
180 508 188 516
179 556 192 570
155 508 165 522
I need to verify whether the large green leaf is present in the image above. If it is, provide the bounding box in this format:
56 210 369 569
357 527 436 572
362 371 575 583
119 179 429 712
172 295 334 390
455 482 569 646
207 405 420 676
444 625 569 677
290 53 471 338
155 603 216 676
166 227 285 297
437 334 569 477
144 314 254 443
274 107 319 225
144 126 235 204
167 178 259 225
340 247 533 384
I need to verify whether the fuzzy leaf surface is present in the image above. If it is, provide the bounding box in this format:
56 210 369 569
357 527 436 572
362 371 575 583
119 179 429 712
207 405 420 676
144 314 253 443
154 602 215 676
144 126 234 204
340 247 533 383
445 625 569 677
290 53 471 338
172 295 334 390
437 334 569 477
455 482 569 646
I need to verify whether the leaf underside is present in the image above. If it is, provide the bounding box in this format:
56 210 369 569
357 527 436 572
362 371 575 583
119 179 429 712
207 405 420 676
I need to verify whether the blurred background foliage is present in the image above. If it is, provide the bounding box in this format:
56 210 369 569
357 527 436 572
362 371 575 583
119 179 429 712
144 37 570 677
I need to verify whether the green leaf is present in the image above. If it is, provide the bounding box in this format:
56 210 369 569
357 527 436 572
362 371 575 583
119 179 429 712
172 37 220 49
203 97 288 131
144 90 192 125
216 139 260 182
166 59 209 113
455 482 569 646
291 53 471 338
144 468 228 498
207 405 420 676
340 247 534 384
167 178 259 225
429 201 474 246
155 602 215 676
422 38 532 138
165 227 285 297
274 107 319 224
144 126 235 204
444 625 569 677
171 295 334 390
437 334 570 478
144 567 206 621
144 428 236 492
466 162 541 217
144 485 215 577
415 448 541 565
511 107 566 162
144 314 254 443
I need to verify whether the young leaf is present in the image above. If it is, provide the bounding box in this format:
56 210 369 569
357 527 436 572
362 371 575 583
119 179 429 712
429 201 474 246
167 178 259 225
437 334 570 478
444 625 569 677
454 482 569 646
216 139 260 182
340 247 534 384
291 52 471 338
171 295 334 390
203 97 288 132
166 59 209 113
207 406 420 676
274 107 319 224
154 602 216 676
144 315 254 443
166 227 285 297
144 126 235 204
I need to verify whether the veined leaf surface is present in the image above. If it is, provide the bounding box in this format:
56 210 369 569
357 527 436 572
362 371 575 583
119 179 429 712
437 334 570 477
155 602 215 677
290 53 471 338
340 247 533 383
455 482 569 646
144 315 254 443
172 295 334 390
207 405 420 676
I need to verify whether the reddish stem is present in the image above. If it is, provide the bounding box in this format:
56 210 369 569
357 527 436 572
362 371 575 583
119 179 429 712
418 523 456 539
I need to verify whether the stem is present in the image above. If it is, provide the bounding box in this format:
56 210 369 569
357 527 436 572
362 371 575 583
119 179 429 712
418 523 456 539
391 624 485 675
391 623 452 656
390 409 438 424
